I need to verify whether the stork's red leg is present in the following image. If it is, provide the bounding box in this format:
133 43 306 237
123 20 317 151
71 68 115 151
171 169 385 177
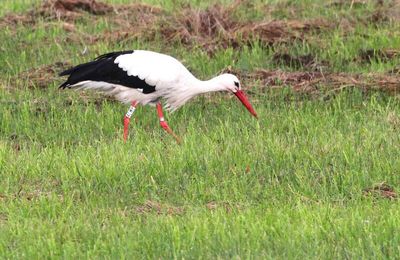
123 101 138 142
156 103 181 144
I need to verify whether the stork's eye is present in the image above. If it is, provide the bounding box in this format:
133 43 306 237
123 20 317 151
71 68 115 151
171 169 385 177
234 81 239 88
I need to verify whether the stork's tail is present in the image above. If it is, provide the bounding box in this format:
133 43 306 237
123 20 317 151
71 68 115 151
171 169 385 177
59 60 101 89
58 50 134 89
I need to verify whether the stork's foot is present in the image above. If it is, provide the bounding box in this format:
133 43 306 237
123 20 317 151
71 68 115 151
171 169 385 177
156 103 181 144
159 120 182 144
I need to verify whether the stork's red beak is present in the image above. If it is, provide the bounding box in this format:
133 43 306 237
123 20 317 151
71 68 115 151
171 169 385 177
234 90 258 118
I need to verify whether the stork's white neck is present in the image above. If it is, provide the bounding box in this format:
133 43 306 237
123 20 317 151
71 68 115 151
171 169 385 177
164 74 230 111
192 76 228 95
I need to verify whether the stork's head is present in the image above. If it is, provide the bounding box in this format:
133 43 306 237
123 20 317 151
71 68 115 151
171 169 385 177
216 73 258 118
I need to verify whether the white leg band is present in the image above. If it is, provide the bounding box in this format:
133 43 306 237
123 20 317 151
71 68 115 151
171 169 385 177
125 106 136 118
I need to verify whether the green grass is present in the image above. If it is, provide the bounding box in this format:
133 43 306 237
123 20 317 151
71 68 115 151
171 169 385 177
1 0 400 258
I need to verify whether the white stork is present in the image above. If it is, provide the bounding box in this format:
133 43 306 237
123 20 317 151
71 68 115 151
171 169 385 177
59 50 258 142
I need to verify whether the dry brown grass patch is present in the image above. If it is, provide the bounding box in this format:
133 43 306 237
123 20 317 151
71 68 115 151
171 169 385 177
206 201 241 213
91 3 163 43
154 4 331 54
272 52 330 71
358 49 400 63
136 200 184 215
245 69 400 94
363 182 397 200
18 61 71 89
369 0 400 23
0 0 113 27
239 18 332 45
48 0 113 15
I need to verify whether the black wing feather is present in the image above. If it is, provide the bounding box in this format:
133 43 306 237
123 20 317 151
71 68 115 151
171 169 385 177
59 50 156 94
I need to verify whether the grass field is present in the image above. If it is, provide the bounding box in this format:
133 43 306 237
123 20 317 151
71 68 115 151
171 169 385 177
1 0 400 258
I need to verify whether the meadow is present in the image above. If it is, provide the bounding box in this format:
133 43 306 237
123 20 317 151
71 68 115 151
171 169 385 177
1 0 400 258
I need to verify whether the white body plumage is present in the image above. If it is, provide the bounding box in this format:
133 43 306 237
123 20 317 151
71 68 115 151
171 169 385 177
60 50 257 118
66 50 240 111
